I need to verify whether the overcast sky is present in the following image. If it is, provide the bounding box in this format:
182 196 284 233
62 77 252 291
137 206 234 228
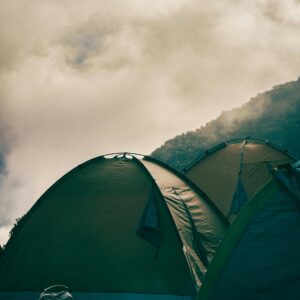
1 0 300 244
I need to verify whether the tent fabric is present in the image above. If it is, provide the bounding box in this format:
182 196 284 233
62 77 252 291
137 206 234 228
228 178 248 215
184 139 296 221
136 186 160 248
185 142 242 216
0 154 227 298
140 159 228 289
208 186 300 300
274 166 300 201
0 157 193 295
198 162 300 300
0 292 194 300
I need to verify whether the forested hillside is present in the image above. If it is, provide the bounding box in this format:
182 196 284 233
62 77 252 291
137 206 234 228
152 77 300 170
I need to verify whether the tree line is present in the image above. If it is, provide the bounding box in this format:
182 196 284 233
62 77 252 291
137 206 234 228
152 77 300 170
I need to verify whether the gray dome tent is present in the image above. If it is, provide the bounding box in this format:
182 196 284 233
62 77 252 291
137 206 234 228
198 161 300 300
0 153 227 300
184 138 297 222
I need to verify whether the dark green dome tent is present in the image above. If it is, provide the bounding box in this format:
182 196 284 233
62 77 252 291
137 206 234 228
198 161 300 300
183 138 297 222
0 153 227 300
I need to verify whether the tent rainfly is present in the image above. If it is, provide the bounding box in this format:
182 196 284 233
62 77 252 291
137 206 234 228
0 153 228 300
183 138 297 222
198 161 300 300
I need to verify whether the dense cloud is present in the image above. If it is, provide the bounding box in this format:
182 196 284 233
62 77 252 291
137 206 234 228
1 0 300 244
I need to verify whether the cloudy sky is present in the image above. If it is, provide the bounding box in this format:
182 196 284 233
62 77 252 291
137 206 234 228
1 0 300 244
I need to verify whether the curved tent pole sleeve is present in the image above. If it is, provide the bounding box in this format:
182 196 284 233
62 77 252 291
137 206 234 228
197 179 280 300
144 156 229 226
132 156 200 290
181 143 226 173
131 155 190 239
2 156 108 251
131 157 181 241
171 188 209 269
182 137 299 174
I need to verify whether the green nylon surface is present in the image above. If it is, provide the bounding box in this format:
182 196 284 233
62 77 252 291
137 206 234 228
0 157 194 295
197 179 280 300
185 141 294 220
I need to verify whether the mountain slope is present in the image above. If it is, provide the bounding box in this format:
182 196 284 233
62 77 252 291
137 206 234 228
152 77 300 170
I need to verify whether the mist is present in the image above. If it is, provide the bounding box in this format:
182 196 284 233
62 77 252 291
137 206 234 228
1 0 300 245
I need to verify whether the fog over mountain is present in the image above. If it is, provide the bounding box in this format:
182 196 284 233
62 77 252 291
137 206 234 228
153 77 300 170
1 0 300 245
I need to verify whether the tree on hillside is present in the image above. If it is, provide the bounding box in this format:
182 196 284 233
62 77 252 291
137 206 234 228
152 77 300 170
0 215 27 252
9 216 26 240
